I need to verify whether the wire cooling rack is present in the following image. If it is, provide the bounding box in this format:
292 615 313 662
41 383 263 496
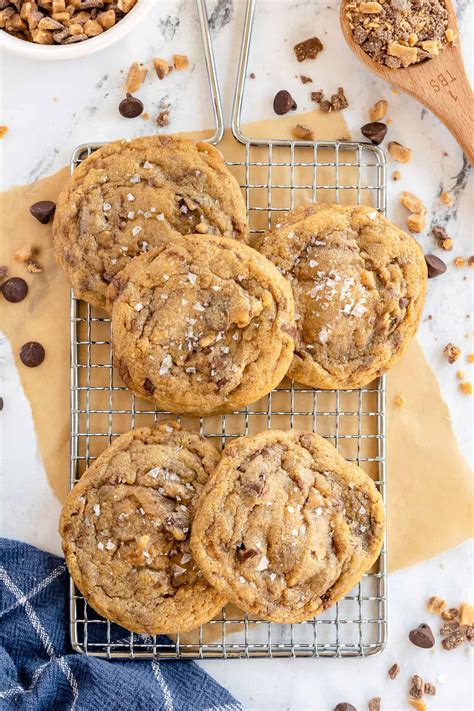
68 0 387 660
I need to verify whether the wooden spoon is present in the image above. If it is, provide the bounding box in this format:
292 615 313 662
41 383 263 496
340 0 474 163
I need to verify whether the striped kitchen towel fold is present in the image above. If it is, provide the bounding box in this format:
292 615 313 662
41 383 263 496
0 538 243 711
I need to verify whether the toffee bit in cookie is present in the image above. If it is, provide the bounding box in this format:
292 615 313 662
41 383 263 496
293 124 315 140
368 698 381 711
345 0 451 68
156 110 170 128
125 62 148 93
153 57 172 80
388 662 400 679
427 595 446 614
294 36 323 62
425 254 447 278
459 382 473 395
443 342 460 364
361 122 387 145
300 74 313 83
30 200 56 224
369 99 388 122
119 93 144 119
409 675 424 700
409 623 435 648
400 191 425 214
273 89 297 115
173 54 189 70
388 141 412 163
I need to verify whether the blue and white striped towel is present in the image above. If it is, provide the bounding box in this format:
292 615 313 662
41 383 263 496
0 538 243 711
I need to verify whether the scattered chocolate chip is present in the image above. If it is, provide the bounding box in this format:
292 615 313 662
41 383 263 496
333 703 356 711
331 87 349 111
273 90 297 115
20 341 45 368
440 621 459 636
409 623 435 649
0 397 3 411
30 200 56 224
2 277 28 303
361 122 388 145
425 254 447 278
300 74 313 83
442 629 466 650
119 93 144 118
424 682 436 696
320 100 333 113
249 72 255 79
388 662 400 679
368 698 381 711
311 90 324 103
294 36 323 62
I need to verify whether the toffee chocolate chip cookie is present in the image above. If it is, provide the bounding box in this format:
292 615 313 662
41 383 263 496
190 429 384 623
53 136 248 311
59 421 226 634
258 203 427 389
108 234 295 416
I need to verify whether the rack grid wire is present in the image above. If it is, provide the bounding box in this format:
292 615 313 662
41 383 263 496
69 138 387 659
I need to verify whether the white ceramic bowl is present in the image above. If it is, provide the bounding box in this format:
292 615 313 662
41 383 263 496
0 0 155 61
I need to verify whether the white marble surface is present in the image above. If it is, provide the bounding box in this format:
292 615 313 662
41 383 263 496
1 0 473 709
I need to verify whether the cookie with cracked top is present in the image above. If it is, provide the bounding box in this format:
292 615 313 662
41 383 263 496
190 429 384 623
53 135 248 312
59 421 226 634
108 234 295 417
257 203 427 389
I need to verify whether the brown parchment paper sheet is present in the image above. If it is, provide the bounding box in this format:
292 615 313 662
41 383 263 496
0 109 472 573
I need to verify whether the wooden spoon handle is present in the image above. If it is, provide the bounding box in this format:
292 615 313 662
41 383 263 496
395 48 474 164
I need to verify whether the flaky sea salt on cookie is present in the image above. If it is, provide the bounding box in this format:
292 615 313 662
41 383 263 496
257 203 427 389
190 429 384 623
59 421 226 634
108 234 295 416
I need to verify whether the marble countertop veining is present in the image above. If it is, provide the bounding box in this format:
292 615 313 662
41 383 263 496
0 1 473 709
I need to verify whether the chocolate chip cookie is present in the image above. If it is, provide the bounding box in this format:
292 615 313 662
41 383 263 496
108 234 295 416
59 421 226 634
53 136 248 311
257 203 426 389
190 429 384 623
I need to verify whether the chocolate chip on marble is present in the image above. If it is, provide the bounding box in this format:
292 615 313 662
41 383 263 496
361 122 388 145
334 703 357 711
30 200 56 224
2 277 28 303
0 397 3 411
425 254 447 278
20 341 45 368
409 623 435 648
119 93 144 118
273 90 297 115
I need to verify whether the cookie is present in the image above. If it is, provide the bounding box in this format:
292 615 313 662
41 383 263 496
108 234 295 416
190 429 384 623
257 203 427 389
53 135 248 311
59 421 226 634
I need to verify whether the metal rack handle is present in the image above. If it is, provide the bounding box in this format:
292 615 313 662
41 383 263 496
196 0 225 145
231 0 256 143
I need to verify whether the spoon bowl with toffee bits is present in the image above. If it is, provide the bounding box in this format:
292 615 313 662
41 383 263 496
340 0 474 163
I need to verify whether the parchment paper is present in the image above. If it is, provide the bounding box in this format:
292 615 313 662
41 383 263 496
1 109 472 571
